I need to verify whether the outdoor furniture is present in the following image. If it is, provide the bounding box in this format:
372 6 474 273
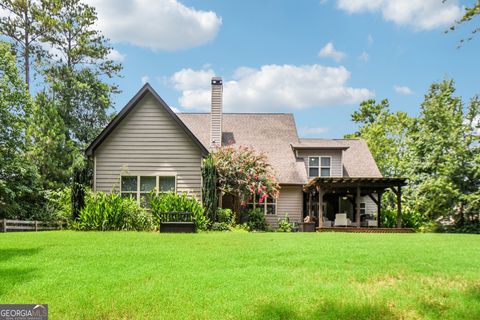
334 213 348 227
159 212 195 233
367 219 377 227
321 217 332 227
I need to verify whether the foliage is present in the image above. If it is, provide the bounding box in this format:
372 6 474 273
202 154 218 221
26 92 76 189
71 158 89 220
210 222 231 231
349 79 480 231
380 208 428 230
277 213 293 232
216 208 235 225
41 0 121 146
0 40 44 219
212 146 280 208
438 221 480 234
244 208 268 231
148 192 208 231
72 191 152 231
0 0 52 89
37 187 71 222
346 99 412 178
447 0 480 45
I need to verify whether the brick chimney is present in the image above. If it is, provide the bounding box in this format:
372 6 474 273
210 77 223 148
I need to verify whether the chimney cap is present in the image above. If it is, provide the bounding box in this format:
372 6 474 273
211 77 222 85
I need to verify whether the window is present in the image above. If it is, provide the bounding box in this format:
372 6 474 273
247 195 277 215
121 175 176 205
308 156 331 177
360 202 366 215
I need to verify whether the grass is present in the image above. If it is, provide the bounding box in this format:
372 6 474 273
1 231 479 319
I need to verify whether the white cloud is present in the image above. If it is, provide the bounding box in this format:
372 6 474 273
318 42 347 62
337 0 463 30
394 85 413 95
141 75 150 84
367 34 374 45
358 51 369 62
107 49 126 61
86 0 222 50
299 126 330 135
171 64 373 112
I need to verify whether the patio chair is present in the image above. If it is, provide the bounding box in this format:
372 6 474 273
334 213 348 227
321 217 332 228
367 219 377 227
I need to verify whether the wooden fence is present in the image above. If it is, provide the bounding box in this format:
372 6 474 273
1 219 67 233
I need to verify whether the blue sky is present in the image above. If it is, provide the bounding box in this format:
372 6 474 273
90 0 479 138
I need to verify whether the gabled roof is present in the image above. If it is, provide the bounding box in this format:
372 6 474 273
178 113 307 184
85 83 208 157
295 139 382 177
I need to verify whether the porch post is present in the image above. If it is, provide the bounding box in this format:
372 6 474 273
355 186 361 228
396 186 402 228
318 188 323 227
377 191 383 228
308 191 312 218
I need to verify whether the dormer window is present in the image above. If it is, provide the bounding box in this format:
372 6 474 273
308 156 331 177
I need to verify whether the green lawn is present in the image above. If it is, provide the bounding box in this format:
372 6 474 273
1 231 479 319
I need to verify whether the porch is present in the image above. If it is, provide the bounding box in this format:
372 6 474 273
303 177 407 229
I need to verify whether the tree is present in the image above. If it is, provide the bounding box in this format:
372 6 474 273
0 0 51 90
408 80 480 222
212 146 280 213
26 92 77 189
201 154 218 222
346 99 413 178
447 0 480 45
42 0 121 146
0 41 42 218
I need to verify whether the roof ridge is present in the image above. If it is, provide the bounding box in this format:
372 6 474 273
177 112 293 115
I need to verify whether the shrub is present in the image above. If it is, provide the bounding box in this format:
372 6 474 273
38 187 72 223
277 213 292 232
149 192 208 231
72 192 153 231
381 207 427 230
245 208 268 231
201 154 218 221
210 222 231 231
216 208 235 225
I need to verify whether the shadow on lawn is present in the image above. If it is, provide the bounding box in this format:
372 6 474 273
253 300 396 320
0 248 41 297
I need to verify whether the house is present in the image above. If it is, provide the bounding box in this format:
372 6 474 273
86 77 405 229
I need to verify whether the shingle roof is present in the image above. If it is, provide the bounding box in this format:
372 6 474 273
177 114 382 184
178 113 308 184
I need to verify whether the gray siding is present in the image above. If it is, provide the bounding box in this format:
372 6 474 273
360 195 377 217
297 149 343 177
94 92 203 199
266 185 303 228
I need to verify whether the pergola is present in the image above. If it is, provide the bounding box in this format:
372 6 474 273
303 177 407 228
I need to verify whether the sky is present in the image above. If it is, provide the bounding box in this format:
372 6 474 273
86 0 479 138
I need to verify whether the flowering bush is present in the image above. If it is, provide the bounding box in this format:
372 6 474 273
212 146 280 206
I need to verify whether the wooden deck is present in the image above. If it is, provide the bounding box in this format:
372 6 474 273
316 227 414 233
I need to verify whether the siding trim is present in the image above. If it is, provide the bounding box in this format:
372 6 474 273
85 83 208 157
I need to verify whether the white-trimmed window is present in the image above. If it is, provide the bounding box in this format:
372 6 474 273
121 175 176 205
360 202 366 215
247 196 277 215
308 156 331 177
